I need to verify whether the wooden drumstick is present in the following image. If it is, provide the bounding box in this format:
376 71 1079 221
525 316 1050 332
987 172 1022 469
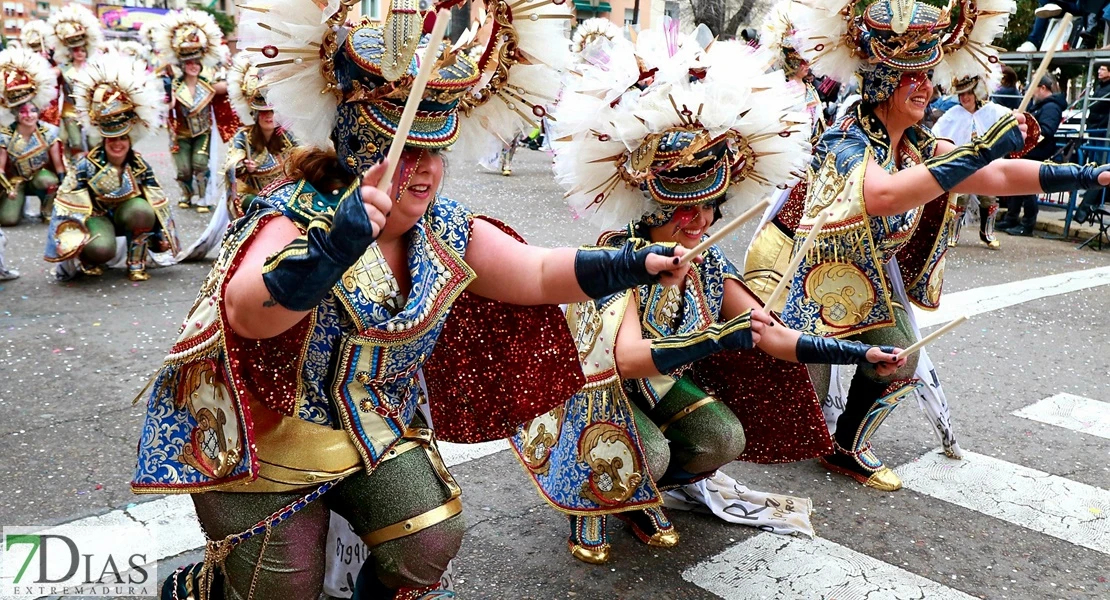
898 314 968 358
764 207 831 311
375 8 451 192
1019 13 1072 113
676 197 771 267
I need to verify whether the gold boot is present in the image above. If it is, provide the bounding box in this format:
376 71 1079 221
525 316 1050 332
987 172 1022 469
616 506 679 547
568 515 610 564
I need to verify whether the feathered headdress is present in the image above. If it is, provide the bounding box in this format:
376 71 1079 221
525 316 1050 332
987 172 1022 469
572 18 623 54
792 0 1014 104
761 1 806 77
152 8 223 67
945 62 1002 100
551 29 812 231
103 39 152 67
73 54 165 142
47 4 104 66
226 53 270 125
0 47 58 123
20 20 51 53
236 0 572 169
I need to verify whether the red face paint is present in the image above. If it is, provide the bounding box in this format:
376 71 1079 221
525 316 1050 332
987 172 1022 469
670 205 699 237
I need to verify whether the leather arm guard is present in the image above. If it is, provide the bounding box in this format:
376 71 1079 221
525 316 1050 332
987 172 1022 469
924 114 1024 191
261 183 374 311
574 243 676 299
650 311 754 374
795 335 895 366
1039 163 1110 193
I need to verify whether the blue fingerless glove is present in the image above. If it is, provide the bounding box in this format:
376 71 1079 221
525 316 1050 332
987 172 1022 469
924 114 1024 191
795 335 894 365
1039 163 1110 193
575 243 676 299
262 183 375 311
650 312 754 374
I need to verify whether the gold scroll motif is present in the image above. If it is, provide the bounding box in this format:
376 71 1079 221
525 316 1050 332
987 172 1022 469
177 361 242 480
578 422 644 506
517 405 565 476
804 261 876 331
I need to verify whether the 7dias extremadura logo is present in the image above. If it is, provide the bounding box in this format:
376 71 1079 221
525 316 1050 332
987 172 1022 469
2 525 158 598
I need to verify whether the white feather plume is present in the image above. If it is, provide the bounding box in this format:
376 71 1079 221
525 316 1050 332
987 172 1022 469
226 53 256 125
934 0 1014 89
792 0 864 84
572 18 623 54
152 8 223 67
0 47 58 123
760 0 795 70
73 54 165 144
47 4 104 66
19 20 51 51
236 0 337 150
553 33 812 231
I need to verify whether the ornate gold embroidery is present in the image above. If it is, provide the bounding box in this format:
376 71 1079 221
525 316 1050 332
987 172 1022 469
806 153 849 218
804 262 876 329
579 422 644 506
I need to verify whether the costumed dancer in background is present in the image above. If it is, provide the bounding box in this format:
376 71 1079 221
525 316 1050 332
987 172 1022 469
102 39 153 72
44 54 178 282
0 47 64 226
513 23 904 565
0 224 15 280
154 8 239 214
223 53 296 219
779 0 1109 491
47 4 103 163
132 0 688 598
933 72 1012 249
21 20 62 128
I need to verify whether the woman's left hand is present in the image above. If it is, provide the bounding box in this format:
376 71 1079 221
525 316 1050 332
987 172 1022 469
870 347 907 377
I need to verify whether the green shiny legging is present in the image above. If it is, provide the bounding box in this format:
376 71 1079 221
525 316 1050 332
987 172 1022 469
0 170 60 226
808 306 920 448
174 132 210 201
80 197 156 266
631 373 746 487
191 443 464 600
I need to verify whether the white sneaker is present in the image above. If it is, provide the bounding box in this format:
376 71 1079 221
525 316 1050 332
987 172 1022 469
1016 41 1039 52
1035 3 1063 18
0 269 20 281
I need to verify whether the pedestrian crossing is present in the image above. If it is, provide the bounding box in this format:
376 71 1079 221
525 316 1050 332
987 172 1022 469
685 393 1110 599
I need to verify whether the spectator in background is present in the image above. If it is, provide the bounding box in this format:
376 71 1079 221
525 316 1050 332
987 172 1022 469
999 74 1067 236
993 65 1022 109
1018 0 1108 52
1073 63 1110 222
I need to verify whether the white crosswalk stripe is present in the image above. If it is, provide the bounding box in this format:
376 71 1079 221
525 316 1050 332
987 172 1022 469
682 533 979 600
1013 393 1110 440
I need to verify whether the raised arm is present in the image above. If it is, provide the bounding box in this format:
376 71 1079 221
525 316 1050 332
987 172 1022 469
463 218 691 305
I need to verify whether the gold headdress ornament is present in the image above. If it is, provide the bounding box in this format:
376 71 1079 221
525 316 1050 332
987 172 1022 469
152 8 223 67
227 53 271 125
236 0 573 164
792 0 1014 101
20 20 51 54
761 2 806 77
46 4 104 66
73 54 165 141
0 47 58 123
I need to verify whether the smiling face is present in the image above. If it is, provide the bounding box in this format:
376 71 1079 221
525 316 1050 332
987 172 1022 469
72 47 87 63
882 70 933 126
103 135 131 165
648 203 717 249
378 147 443 240
183 60 201 77
17 103 39 127
958 91 977 113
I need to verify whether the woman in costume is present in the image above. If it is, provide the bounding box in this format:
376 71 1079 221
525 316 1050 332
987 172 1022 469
153 8 237 213
933 72 1012 249
131 0 691 598
44 54 178 281
0 47 64 226
512 25 905 565
773 0 1109 491
47 4 102 163
223 53 297 219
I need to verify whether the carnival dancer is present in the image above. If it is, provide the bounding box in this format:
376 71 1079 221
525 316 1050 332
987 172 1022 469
46 4 103 163
153 8 239 213
511 24 905 565
744 0 965 461
131 0 693 598
22 19 62 128
933 73 1012 249
223 53 296 219
777 0 1110 491
44 54 178 281
0 47 64 226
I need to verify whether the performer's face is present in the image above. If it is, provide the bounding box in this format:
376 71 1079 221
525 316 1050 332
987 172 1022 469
958 91 978 113
256 110 275 130
379 147 443 239
890 70 932 123
183 60 201 77
104 135 131 164
650 203 716 249
17 104 39 126
72 47 86 62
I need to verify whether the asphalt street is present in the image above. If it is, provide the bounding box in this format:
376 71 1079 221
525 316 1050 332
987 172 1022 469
0 136 1108 599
